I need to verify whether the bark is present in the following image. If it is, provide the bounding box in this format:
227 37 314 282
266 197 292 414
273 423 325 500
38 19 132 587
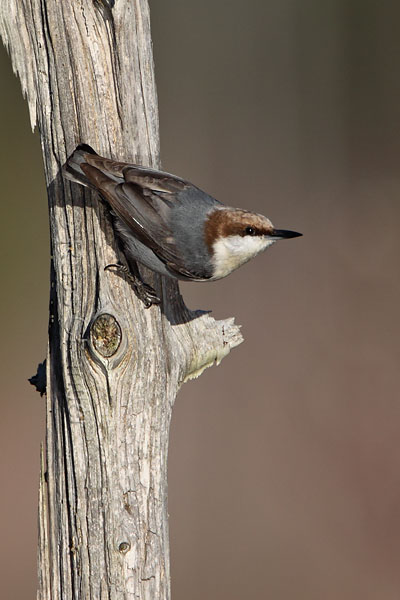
0 2 242 599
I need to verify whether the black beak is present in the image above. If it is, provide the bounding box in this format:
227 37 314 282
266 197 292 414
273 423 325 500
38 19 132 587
270 229 302 240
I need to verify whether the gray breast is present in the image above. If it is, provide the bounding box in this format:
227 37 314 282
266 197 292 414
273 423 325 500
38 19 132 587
114 218 173 277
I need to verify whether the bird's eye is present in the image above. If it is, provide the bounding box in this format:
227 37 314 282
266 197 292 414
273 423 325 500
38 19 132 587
245 226 256 236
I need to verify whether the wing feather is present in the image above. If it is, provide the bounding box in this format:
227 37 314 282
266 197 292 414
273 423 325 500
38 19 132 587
80 162 201 280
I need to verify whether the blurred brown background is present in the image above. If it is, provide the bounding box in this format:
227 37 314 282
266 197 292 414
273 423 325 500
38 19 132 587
1 1 400 598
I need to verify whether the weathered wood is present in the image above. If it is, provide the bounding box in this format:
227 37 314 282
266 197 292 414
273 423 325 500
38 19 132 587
0 1 242 598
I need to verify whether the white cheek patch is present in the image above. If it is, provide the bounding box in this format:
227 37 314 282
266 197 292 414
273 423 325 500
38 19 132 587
211 235 275 280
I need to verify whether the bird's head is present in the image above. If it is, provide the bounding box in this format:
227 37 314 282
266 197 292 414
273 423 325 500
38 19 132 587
204 207 302 280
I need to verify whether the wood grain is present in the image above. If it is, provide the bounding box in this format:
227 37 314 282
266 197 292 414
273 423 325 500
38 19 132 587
0 2 242 598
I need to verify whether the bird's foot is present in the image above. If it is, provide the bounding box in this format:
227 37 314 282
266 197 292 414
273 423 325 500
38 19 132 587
104 263 161 308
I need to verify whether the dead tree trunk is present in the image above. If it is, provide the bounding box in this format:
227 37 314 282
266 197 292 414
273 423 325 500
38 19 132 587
0 2 242 598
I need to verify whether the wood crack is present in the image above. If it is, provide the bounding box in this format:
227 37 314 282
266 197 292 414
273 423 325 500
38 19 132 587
0 2 243 598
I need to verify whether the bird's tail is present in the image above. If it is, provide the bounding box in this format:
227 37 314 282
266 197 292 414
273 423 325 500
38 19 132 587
63 143 98 188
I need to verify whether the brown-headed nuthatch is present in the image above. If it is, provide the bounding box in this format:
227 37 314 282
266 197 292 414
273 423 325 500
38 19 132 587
64 144 302 306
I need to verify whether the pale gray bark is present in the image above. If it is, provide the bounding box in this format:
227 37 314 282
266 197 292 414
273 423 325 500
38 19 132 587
0 2 242 599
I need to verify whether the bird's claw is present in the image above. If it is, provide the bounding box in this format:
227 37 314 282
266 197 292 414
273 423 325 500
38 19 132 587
105 263 161 308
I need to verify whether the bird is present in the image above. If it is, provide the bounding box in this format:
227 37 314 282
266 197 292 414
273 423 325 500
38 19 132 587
63 144 302 307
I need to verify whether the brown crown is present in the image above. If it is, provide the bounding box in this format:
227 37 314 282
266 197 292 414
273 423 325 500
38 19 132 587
204 208 273 253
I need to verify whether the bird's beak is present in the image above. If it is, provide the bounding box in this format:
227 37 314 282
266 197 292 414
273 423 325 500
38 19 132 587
269 229 302 240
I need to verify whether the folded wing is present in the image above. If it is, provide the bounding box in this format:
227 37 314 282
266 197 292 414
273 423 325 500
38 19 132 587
79 153 202 280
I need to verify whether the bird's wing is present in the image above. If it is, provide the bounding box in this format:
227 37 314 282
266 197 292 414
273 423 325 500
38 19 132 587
81 149 188 190
80 161 203 280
